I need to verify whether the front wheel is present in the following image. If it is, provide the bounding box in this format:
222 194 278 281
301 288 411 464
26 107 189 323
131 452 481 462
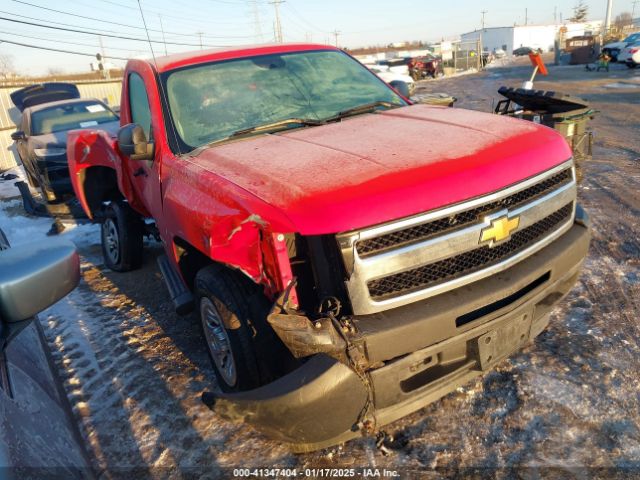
195 264 294 393
100 201 144 272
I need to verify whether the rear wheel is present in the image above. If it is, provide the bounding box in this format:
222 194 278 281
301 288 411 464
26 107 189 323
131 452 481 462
100 201 144 272
195 264 294 393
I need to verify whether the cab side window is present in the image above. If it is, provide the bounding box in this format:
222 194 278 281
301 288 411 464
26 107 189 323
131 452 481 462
128 73 152 140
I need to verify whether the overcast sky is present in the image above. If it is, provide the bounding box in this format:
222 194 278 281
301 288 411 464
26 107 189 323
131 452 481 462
0 0 634 75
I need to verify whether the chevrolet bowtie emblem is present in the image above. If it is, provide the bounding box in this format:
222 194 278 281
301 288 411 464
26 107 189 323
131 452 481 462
480 214 520 246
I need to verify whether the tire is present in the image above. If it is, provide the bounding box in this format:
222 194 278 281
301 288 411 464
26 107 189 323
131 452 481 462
100 201 144 272
626 62 638 69
195 264 294 393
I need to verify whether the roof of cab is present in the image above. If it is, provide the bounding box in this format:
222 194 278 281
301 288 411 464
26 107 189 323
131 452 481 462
145 43 339 73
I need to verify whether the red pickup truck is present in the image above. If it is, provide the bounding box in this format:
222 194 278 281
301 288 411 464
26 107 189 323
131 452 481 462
67 43 590 452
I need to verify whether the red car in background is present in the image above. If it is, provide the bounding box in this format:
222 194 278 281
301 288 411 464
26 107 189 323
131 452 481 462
409 55 442 80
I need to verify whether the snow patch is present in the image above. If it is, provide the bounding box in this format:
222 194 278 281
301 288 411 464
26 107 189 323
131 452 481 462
0 198 100 250
0 166 27 199
603 82 640 89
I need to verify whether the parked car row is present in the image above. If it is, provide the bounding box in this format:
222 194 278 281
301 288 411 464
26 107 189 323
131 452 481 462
366 64 416 95
602 32 640 62
617 42 640 68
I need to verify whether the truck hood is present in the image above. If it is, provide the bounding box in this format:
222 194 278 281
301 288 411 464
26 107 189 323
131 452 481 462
190 104 572 235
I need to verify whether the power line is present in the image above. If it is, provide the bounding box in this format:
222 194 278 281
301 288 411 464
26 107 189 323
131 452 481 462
0 29 149 52
0 37 129 60
285 1 330 34
0 15 232 47
9 0 257 39
88 0 259 28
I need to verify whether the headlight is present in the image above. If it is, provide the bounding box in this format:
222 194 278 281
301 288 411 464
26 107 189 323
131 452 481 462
33 147 66 157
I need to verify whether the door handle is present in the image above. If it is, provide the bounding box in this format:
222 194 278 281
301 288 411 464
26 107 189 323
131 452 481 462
133 167 147 178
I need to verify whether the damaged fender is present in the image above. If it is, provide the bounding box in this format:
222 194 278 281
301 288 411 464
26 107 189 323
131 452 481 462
66 129 148 218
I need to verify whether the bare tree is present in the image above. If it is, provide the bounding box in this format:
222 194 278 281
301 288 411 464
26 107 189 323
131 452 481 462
569 0 589 22
47 67 64 77
0 54 15 79
614 12 633 29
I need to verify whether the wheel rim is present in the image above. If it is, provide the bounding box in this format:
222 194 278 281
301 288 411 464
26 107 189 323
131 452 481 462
103 218 120 264
200 297 237 387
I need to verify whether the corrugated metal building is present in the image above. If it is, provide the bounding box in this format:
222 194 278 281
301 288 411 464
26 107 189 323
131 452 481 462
461 21 603 55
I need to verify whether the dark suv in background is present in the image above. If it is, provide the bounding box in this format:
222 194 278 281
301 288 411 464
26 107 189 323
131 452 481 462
10 82 120 203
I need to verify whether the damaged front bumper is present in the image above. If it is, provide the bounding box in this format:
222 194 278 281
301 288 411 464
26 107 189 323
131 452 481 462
203 220 590 452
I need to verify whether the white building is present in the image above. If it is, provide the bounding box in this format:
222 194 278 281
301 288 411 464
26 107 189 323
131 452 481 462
461 21 603 55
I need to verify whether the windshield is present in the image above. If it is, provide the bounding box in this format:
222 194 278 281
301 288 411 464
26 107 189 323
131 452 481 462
624 33 640 42
31 101 118 135
162 49 406 151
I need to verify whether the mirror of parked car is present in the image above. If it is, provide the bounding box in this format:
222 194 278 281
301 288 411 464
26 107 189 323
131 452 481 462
117 123 154 160
0 239 80 327
10 131 25 141
388 80 411 99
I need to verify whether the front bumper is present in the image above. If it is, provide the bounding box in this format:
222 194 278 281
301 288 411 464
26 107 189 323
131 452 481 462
33 155 73 195
204 220 590 452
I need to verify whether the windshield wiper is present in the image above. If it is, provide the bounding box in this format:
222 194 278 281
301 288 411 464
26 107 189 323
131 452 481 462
333 101 401 119
229 118 326 137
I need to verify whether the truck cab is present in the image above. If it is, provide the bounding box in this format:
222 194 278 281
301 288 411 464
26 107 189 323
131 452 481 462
67 43 590 451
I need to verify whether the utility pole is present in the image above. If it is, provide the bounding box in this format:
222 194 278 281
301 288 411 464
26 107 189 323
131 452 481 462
98 36 109 79
481 10 487 30
525 7 528 25
332 29 341 47
632 0 638 25
251 0 263 42
196 31 203 49
554 6 557 23
159 14 167 56
269 0 284 43
604 0 613 34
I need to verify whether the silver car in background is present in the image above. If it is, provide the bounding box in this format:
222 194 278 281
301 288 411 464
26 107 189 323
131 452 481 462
0 228 92 478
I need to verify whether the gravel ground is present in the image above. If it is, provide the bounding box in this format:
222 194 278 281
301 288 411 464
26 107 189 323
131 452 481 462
1 58 639 479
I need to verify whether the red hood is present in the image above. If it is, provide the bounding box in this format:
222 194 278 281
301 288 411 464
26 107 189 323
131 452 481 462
190 104 572 235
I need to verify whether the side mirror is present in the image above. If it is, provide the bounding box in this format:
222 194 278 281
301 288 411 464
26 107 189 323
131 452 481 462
117 123 154 161
389 80 411 98
0 239 79 324
11 130 26 141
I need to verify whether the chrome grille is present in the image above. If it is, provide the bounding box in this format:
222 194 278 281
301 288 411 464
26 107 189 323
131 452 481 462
337 160 577 315
367 203 573 300
357 168 573 257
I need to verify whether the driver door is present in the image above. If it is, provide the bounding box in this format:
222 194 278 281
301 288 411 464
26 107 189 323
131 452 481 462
125 72 162 220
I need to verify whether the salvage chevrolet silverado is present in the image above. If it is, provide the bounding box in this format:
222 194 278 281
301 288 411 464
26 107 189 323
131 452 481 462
67 44 590 452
